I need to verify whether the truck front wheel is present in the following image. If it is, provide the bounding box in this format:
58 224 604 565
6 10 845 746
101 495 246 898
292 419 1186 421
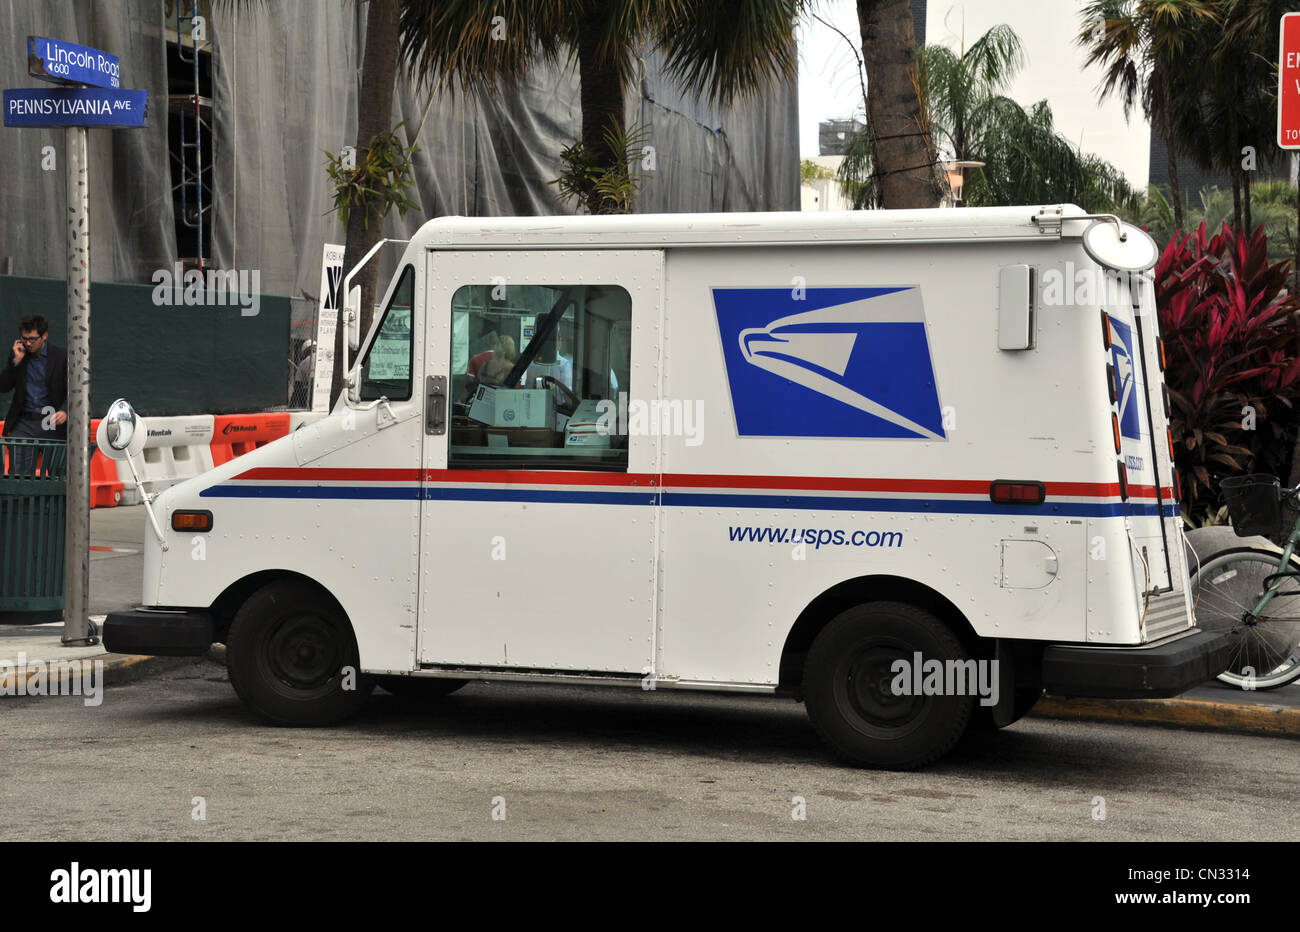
804 602 973 770
227 580 373 726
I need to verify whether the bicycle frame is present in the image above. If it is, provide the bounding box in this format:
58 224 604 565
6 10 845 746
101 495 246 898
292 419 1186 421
1248 488 1300 617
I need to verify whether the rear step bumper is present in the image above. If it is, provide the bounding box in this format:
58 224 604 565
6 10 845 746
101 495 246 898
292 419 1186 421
1041 629 1234 699
103 608 213 657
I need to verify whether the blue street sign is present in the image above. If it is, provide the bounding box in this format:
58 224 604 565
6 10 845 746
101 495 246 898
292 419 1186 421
4 88 148 128
28 36 120 89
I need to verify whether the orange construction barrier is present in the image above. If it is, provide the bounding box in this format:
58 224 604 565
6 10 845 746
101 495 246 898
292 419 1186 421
211 413 291 466
89 418 124 507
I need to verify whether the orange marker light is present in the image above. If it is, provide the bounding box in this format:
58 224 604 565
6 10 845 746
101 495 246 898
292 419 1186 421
171 511 213 532
1112 414 1121 452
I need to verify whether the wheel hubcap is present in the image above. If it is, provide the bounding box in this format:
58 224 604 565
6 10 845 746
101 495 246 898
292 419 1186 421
838 641 927 737
267 615 341 690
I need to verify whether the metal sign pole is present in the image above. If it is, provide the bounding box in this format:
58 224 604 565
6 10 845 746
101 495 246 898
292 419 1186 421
62 123 93 646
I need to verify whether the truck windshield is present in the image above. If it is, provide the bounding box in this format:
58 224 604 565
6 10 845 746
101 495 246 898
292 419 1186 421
359 265 414 401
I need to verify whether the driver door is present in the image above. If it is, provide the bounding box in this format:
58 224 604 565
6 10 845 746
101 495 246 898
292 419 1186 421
418 249 664 674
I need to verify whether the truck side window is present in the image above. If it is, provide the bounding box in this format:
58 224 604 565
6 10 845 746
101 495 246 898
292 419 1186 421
449 284 632 471
359 265 415 401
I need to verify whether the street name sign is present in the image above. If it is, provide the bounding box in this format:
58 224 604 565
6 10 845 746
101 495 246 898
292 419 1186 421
28 36 120 89
4 87 148 128
1281 12 1300 149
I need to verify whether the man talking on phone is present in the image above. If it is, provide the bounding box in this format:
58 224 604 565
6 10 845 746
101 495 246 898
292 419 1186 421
1 314 68 474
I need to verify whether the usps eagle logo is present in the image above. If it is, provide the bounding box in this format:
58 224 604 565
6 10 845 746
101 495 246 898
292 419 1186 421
712 287 946 439
1107 315 1142 441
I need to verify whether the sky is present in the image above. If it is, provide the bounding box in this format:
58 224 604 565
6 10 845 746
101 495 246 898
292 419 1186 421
797 0 1152 188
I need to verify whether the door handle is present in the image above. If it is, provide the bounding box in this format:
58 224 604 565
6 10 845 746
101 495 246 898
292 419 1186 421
426 374 447 436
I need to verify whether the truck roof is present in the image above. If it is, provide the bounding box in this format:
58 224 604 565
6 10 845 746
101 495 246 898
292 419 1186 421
418 204 1093 251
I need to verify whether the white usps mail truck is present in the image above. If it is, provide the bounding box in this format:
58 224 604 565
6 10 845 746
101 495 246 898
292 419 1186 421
103 205 1232 769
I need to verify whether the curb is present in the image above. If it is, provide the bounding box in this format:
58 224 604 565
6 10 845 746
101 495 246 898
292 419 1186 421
0 653 207 696
1031 695 1300 738
102 653 207 686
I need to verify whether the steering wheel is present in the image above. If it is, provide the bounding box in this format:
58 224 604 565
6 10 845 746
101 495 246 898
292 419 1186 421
541 375 580 416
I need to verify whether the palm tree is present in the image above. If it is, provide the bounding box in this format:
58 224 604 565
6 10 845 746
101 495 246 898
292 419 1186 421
1204 0 1292 232
855 0 943 208
919 23 1024 167
344 0 401 372
841 23 1138 214
961 97 1140 213
1077 0 1218 232
400 0 806 215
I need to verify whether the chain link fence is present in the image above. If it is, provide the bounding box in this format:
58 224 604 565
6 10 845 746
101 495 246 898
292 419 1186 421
287 293 319 410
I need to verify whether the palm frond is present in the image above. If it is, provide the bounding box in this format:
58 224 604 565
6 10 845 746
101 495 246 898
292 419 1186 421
655 0 804 104
397 0 566 93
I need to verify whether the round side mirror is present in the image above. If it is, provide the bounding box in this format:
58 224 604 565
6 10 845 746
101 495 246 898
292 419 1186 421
1081 219 1159 272
96 398 147 461
105 399 136 450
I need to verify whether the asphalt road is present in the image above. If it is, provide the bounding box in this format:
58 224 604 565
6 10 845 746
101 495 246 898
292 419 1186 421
1 660 1297 841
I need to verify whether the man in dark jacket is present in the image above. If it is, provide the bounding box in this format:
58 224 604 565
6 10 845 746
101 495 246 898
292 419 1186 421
1 314 68 473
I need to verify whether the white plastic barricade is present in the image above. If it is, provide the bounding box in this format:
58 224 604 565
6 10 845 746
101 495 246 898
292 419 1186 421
116 415 216 504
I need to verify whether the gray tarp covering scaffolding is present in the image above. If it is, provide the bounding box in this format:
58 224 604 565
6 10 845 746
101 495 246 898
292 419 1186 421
1 0 799 300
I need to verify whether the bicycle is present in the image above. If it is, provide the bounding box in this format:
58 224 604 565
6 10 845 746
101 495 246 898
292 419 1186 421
1189 473 1300 689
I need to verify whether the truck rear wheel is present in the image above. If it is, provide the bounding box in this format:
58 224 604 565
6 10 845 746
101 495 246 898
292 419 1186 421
227 580 373 726
803 602 973 770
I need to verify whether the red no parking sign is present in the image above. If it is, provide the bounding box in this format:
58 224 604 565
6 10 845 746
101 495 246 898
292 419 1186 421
1281 13 1300 149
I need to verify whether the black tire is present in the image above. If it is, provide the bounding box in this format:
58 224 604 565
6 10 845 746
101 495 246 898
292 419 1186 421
803 601 974 770
375 676 468 699
226 579 373 726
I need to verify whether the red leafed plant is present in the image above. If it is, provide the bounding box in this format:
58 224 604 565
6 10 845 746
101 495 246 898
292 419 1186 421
1155 222 1300 527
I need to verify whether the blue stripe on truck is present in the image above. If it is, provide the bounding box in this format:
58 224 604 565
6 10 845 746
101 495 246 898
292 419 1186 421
200 483 1178 517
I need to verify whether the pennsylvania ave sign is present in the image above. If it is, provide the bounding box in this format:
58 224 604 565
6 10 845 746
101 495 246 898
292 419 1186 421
3 87 148 128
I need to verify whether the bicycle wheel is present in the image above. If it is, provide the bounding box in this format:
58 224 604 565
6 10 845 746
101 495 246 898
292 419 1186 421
1191 547 1300 689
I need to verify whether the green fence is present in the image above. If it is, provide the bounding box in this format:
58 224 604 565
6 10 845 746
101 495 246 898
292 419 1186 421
0 438 67 612
0 275 290 416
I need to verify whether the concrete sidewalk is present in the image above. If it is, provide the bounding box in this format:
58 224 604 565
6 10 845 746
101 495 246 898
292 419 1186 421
1 509 1297 739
